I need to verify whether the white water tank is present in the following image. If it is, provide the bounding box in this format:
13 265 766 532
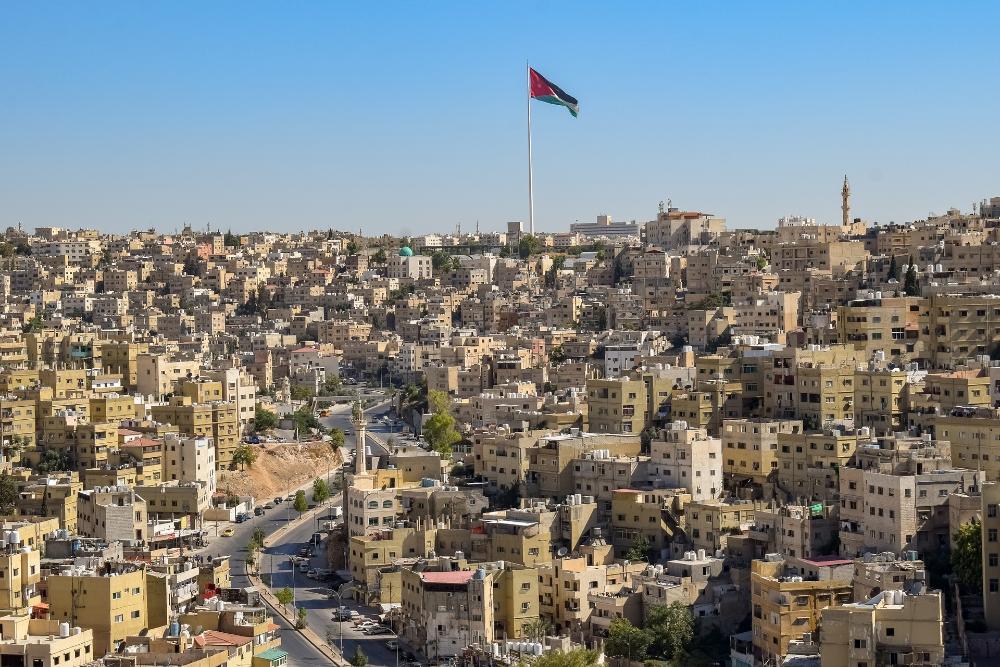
59 623 70 638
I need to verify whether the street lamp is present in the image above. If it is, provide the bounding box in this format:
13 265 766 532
330 582 355 654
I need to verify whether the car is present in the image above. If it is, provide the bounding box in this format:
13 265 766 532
244 435 261 444
274 496 283 504
297 547 309 557
234 515 246 524
385 640 399 651
263 503 274 510
286 494 295 501
254 507 265 516
364 625 392 635
354 618 376 628
332 609 353 621
221 528 235 537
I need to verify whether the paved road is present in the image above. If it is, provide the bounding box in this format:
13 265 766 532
219 396 404 667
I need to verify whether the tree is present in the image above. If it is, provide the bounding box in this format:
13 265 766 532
224 230 240 247
624 534 651 562
349 645 368 667
22 314 43 334
887 255 898 280
232 444 257 471
953 520 982 593
423 390 461 456
603 618 650 662
904 262 920 296
296 606 308 629
522 618 552 642
294 490 308 515
518 234 541 259
345 239 360 256
313 478 331 503
645 602 694 660
527 648 599 667
290 385 314 401
0 474 17 515
329 428 346 449
254 407 277 431
431 250 452 271
34 448 69 474
275 587 294 606
250 526 266 546
372 248 387 264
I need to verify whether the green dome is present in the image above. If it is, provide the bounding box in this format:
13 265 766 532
399 246 414 257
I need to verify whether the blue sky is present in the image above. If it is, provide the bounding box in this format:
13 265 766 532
2 2 998 235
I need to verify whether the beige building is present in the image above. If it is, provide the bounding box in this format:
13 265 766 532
0 615 95 667
649 422 722 501
46 563 149 656
983 481 1000 630
151 397 238 470
751 555 854 665
586 377 647 435
722 418 802 487
76 487 147 543
821 589 945 667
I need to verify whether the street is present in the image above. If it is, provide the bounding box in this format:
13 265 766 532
200 396 405 667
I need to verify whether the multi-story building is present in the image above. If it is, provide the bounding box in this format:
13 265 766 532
722 418 802 488
649 422 722 501
150 397 238 470
750 555 854 665
585 377 648 435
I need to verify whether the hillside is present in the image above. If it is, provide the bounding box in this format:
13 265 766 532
217 441 342 501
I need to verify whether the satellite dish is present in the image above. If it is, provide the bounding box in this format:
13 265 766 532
556 547 568 557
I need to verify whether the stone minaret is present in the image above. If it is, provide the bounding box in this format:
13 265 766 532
841 175 851 227
352 404 368 476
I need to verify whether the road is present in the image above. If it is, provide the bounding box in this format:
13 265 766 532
204 396 405 667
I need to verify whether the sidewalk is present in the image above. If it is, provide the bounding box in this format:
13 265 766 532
249 500 350 667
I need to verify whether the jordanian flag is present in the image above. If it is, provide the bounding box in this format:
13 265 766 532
530 68 579 117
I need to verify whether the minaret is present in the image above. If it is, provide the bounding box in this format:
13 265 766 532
841 175 851 228
352 402 368 476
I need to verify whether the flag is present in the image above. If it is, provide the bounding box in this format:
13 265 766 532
529 68 579 117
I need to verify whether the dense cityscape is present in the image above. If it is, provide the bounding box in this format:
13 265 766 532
0 188 999 667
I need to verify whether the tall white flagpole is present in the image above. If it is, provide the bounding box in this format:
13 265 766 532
527 60 535 236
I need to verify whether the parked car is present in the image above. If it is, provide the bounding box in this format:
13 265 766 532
364 625 392 635
221 528 235 537
274 496 283 504
244 435 261 444
234 514 246 524
253 507 265 516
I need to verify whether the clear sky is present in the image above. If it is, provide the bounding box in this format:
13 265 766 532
2 2 998 236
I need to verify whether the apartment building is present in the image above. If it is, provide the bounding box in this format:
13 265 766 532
46 563 149 656
751 555 854 665
775 423 863 504
722 418 803 488
0 615 95 667
649 422 722 501
585 377 647 435
76 486 147 543
983 481 1000 630
821 589 945 667
150 397 238 470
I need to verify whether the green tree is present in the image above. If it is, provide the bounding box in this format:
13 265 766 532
296 606 308 629
422 390 460 456
323 375 343 395
431 250 452 271
290 385 314 401
250 526 266 546
349 645 368 667
291 407 323 435
232 444 257 471
887 255 898 280
624 534 651 562
254 407 278 431
372 248 387 264
224 230 240 247
645 601 694 660
904 262 920 296
313 478 331 503
518 234 541 259
345 239 360 256
329 428 346 449
522 617 552 642
525 648 599 667
0 474 17 515
953 520 982 592
275 587 294 605
603 618 650 662
294 490 308 515
22 314 43 334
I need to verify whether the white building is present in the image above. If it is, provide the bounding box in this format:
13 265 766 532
650 422 722 501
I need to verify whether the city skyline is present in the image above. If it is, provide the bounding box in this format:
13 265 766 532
3 2 998 235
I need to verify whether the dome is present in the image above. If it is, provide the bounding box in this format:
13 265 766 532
399 246 414 257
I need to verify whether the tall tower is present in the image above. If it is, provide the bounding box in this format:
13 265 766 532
352 402 368 476
841 175 851 228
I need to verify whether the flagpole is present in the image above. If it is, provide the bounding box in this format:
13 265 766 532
527 60 535 236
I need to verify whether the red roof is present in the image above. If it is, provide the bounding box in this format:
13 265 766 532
420 571 475 585
194 630 252 648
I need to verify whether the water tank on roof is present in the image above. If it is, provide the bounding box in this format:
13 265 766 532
59 623 70 638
